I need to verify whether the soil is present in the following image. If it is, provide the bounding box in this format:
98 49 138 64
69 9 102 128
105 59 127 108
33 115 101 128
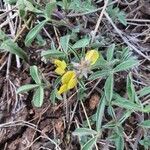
0 0 150 150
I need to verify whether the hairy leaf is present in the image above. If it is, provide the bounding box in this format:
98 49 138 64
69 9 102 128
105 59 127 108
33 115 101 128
17 84 39 94
82 136 97 150
104 73 114 102
0 39 28 62
25 20 47 46
73 128 97 137
30 66 41 85
32 86 44 107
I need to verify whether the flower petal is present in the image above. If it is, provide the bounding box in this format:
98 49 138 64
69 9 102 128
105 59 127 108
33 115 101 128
55 67 65 75
61 71 76 84
54 59 67 70
67 78 77 90
58 84 68 95
61 60 67 70
85 50 99 65
54 59 62 67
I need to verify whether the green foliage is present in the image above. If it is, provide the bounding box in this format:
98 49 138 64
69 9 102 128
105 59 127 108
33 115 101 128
113 59 138 72
25 20 47 46
58 0 95 12
50 89 62 104
4 0 17 5
106 44 115 62
72 38 90 49
139 137 150 149
139 120 150 128
107 5 127 26
96 95 106 132
3 0 148 149
35 34 46 46
0 30 8 41
32 86 44 107
114 134 124 150
17 84 39 94
127 72 139 103
112 95 142 111
88 69 111 80
41 50 66 59
30 66 42 85
0 39 28 62
82 136 97 150
73 128 97 137
60 35 70 53
104 73 114 102
17 66 45 107
89 45 138 81
0 30 28 61
138 86 150 98
44 1 56 19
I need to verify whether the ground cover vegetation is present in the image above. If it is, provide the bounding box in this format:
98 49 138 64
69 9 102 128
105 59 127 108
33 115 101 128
0 0 150 149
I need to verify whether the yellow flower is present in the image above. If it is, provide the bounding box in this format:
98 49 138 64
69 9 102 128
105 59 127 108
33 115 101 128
85 50 99 65
54 59 67 75
58 71 77 95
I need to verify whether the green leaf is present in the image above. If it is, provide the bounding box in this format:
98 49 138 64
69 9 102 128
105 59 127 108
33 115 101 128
0 39 28 62
91 55 108 69
4 0 17 5
30 66 41 85
72 38 90 49
102 121 116 129
139 137 150 149
60 35 70 53
32 86 44 107
24 0 40 13
107 105 116 120
50 89 62 104
18 9 26 18
138 86 150 98
35 34 46 46
118 110 132 125
106 44 115 62
45 1 56 19
78 79 86 89
117 11 127 26
16 84 39 94
104 73 114 102
62 0 68 10
50 89 56 104
68 0 95 13
0 29 7 41
88 69 111 80
113 59 138 73
127 72 134 101
112 96 142 111
107 6 127 26
73 128 97 137
143 105 150 113
25 20 47 46
115 135 124 150
41 50 65 59
139 120 150 128
68 46 80 61
17 0 26 18
121 47 132 61
96 95 106 132
77 88 86 101
17 0 25 10
127 72 138 102
82 136 97 150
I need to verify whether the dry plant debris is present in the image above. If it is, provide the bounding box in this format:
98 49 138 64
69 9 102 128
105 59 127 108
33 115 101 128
0 0 150 150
